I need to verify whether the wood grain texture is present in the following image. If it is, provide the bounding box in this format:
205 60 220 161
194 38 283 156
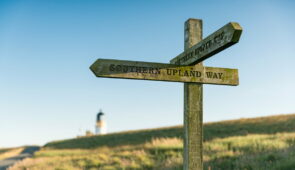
183 18 203 170
170 22 242 65
90 59 239 85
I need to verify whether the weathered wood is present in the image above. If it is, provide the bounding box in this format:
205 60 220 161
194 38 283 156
89 18 241 170
183 18 203 170
90 59 239 85
170 22 242 65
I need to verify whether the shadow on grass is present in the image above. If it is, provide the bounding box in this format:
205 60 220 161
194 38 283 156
45 126 183 149
204 113 295 141
45 114 295 149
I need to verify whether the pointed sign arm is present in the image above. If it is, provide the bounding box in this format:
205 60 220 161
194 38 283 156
170 22 242 65
90 58 239 86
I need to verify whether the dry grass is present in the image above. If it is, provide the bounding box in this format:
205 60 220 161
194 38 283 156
12 133 295 169
0 147 24 160
144 137 182 149
10 145 155 169
9 113 295 170
204 132 295 169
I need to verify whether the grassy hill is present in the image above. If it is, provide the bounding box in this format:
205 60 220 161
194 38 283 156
10 113 295 170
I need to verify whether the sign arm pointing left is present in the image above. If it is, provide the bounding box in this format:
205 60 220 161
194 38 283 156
90 58 239 85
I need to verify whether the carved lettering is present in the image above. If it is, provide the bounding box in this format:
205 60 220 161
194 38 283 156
213 73 218 79
108 64 226 80
154 68 160 74
206 72 213 78
170 22 243 66
167 69 172 75
175 31 226 65
115 65 122 72
108 64 162 74
165 69 202 78
173 69 178 75
218 73 223 79
142 67 147 73
130 66 136 72
92 59 239 85
148 68 154 74
122 65 128 72
206 72 223 79
109 64 115 71
190 70 196 77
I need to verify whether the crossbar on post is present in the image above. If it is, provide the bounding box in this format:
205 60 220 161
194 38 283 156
183 18 203 170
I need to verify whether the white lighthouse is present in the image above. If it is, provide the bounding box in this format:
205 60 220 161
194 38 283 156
95 110 107 135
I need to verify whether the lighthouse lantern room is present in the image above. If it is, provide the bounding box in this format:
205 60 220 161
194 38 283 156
95 110 107 135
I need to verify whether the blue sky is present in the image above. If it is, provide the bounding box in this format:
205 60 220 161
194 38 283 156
0 0 294 147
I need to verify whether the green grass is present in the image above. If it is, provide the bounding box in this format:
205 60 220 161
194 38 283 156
9 113 295 170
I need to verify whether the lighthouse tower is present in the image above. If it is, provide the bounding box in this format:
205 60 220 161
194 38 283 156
95 110 107 135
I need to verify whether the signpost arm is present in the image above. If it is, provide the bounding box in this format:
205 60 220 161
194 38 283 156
183 18 203 170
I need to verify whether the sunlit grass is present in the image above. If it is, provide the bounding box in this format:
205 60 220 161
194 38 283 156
10 133 295 170
9 113 295 170
0 147 24 160
204 132 295 169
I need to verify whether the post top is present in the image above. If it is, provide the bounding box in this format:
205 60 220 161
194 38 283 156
186 18 202 22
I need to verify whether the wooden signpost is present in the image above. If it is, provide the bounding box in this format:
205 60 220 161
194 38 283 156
90 18 242 170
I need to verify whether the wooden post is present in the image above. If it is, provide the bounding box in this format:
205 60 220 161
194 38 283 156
90 18 242 170
183 19 203 170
